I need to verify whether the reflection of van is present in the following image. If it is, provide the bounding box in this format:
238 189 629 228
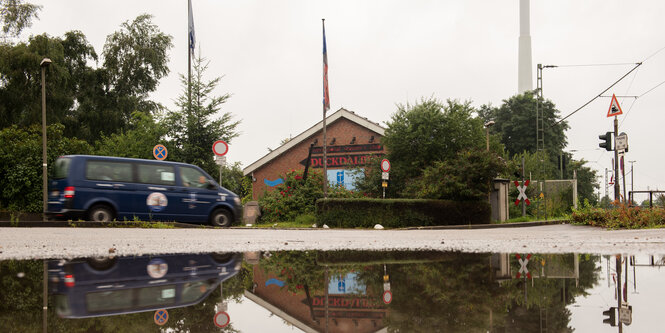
47 155 241 227
48 253 241 318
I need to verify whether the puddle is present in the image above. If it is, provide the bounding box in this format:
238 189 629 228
0 251 660 332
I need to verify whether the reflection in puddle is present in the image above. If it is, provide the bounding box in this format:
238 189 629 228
0 251 663 332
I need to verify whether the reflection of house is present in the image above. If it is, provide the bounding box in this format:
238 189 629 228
245 264 388 333
243 108 385 200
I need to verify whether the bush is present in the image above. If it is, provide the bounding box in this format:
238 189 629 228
316 198 490 228
571 200 665 229
259 169 363 222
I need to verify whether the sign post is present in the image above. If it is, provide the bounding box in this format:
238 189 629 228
212 140 229 186
607 94 623 202
380 159 390 199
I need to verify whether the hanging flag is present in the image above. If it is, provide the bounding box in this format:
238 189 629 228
188 0 196 56
322 20 330 112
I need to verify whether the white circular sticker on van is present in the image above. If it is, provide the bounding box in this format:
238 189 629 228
147 258 168 278
147 192 168 212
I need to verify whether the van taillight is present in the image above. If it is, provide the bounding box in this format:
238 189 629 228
64 274 75 287
64 187 75 198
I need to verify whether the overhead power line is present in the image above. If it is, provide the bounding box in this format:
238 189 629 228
553 63 642 126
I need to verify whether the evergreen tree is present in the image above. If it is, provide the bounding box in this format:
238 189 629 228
164 53 240 176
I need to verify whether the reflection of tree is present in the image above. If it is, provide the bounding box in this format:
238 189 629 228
259 251 327 293
491 254 600 332
383 253 600 333
384 253 513 332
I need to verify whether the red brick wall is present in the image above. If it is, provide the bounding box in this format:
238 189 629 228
250 118 384 200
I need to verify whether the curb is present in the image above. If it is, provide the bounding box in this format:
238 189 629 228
400 220 568 230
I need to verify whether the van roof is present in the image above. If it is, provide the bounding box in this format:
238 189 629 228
61 155 195 167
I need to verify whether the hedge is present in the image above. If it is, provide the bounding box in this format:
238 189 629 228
315 198 490 228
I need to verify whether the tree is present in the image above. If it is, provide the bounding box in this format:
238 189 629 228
404 149 509 201
0 124 91 212
163 53 240 176
69 14 173 142
482 92 569 157
0 0 40 39
94 111 168 159
376 98 487 197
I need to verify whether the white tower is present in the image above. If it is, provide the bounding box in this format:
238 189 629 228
518 0 533 94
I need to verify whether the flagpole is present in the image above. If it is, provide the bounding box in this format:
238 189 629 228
322 18 328 198
188 0 192 116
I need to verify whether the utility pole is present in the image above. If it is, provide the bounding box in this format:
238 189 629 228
613 117 620 202
629 161 636 204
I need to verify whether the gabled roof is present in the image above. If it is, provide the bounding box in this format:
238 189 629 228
243 108 385 176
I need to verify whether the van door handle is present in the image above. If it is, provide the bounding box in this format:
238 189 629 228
148 186 167 191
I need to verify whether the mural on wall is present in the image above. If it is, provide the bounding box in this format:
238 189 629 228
264 178 284 187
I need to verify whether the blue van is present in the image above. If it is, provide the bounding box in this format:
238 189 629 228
47 155 241 227
48 253 241 318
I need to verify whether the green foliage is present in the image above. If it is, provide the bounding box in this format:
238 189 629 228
0 124 92 212
382 98 486 196
0 0 41 37
482 92 569 157
219 162 248 199
259 169 361 222
295 213 317 225
94 111 168 159
259 251 326 293
316 198 490 227
163 53 240 176
405 149 509 200
572 202 665 229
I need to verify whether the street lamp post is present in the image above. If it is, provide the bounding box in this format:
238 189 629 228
484 121 495 152
484 121 495 205
41 58 51 222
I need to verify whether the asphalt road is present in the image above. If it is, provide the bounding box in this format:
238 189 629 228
2 224 665 259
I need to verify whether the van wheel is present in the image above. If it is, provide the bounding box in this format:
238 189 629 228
86 257 117 271
211 253 235 264
88 205 114 222
210 208 232 228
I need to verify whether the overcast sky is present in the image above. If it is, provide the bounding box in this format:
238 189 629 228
21 0 665 199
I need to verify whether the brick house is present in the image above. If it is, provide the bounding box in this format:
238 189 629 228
243 108 385 200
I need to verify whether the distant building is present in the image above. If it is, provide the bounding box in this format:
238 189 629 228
243 108 385 200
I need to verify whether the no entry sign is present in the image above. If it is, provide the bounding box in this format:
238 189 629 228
382 290 393 304
214 311 230 328
380 159 391 172
212 140 229 156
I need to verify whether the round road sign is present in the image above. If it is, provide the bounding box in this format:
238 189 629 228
153 144 168 161
380 159 391 172
212 140 229 156
214 311 230 328
382 290 393 304
154 309 168 326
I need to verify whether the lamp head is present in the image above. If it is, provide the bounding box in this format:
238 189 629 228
40 58 52 68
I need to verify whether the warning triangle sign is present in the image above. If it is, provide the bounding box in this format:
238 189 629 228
607 94 623 117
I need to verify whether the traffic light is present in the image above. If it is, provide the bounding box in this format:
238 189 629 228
599 132 613 151
603 307 616 326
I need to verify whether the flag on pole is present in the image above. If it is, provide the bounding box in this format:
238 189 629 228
188 0 196 56
322 20 330 112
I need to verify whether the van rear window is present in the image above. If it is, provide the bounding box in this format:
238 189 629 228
53 158 71 179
